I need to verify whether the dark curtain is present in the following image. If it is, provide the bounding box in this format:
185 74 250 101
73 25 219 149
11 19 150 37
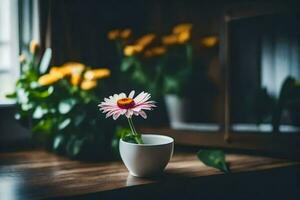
38 0 165 67
38 0 227 66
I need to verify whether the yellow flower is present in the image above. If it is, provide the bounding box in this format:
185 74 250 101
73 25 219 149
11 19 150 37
152 46 166 55
162 34 178 45
38 74 61 86
71 73 81 86
63 62 85 72
49 66 66 78
144 51 153 58
60 62 85 86
177 30 191 44
201 36 219 48
120 29 132 39
136 33 155 47
145 46 166 58
81 80 97 90
172 23 193 34
108 29 119 40
124 45 143 56
19 54 26 64
30 40 40 54
56 66 72 76
84 68 111 81
70 72 83 86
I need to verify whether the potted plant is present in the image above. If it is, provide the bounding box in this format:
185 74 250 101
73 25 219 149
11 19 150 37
160 23 194 128
108 29 165 97
272 76 300 132
107 24 194 128
7 40 113 159
98 90 174 177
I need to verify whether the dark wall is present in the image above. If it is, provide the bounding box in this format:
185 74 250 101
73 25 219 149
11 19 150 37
0 106 30 151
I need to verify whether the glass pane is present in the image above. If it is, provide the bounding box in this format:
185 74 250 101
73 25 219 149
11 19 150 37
0 45 11 69
229 13 300 134
0 73 15 102
0 0 11 41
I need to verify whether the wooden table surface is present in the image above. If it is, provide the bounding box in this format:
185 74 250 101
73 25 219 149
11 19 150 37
0 150 299 200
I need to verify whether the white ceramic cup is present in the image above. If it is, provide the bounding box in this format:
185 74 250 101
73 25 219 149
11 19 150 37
119 134 174 177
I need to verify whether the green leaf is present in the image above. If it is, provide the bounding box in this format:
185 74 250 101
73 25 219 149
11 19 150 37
6 92 17 99
32 118 53 134
52 134 66 152
66 136 85 158
39 48 52 74
21 103 33 111
58 118 71 130
74 113 86 127
58 99 76 114
17 89 29 104
163 75 180 94
122 134 137 143
122 133 143 144
197 150 230 173
114 127 141 144
30 81 39 89
132 68 147 85
30 86 54 98
15 112 21 120
120 57 135 72
33 106 47 119
115 126 131 139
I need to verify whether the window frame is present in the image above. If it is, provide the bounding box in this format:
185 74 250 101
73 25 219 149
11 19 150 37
0 0 19 104
141 3 300 158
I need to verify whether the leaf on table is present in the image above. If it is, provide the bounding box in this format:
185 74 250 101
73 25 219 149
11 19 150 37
197 150 230 173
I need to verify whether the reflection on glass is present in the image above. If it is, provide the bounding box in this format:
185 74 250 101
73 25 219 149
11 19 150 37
165 34 223 132
229 13 300 133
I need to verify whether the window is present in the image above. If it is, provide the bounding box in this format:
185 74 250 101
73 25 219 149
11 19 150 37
229 13 300 134
0 0 19 104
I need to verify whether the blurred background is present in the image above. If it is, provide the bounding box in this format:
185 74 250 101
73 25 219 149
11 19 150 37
0 0 300 159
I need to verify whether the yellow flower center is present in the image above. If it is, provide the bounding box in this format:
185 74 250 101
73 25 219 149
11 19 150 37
117 98 135 109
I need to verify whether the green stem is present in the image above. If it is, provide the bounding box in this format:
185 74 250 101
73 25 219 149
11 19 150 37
128 118 137 135
127 117 143 144
127 117 135 135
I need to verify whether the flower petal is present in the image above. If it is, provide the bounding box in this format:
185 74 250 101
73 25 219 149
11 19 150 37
139 110 147 119
113 111 121 120
125 109 134 118
119 93 126 99
134 91 146 103
128 90 135 98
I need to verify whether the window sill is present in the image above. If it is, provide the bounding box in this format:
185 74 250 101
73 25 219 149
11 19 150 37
0 99 15 107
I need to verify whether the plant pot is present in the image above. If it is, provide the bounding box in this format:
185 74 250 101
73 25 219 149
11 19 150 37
164 94 187 129
119 134 174 177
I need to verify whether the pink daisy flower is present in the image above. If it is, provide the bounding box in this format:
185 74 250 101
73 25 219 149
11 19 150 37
98 90 156 120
